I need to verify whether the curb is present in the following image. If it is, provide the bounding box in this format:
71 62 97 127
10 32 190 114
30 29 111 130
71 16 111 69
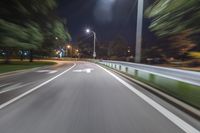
102 65 200 120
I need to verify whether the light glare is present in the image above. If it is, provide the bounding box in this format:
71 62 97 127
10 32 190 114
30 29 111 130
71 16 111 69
86 29 90 33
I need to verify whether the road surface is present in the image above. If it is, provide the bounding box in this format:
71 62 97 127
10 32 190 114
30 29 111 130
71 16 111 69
0 61 199 133
101 60 200 86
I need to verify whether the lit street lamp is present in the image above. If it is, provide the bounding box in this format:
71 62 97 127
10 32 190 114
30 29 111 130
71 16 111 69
135 0 144 63
67 45 71 49
86 28 96 59
66 44 72 57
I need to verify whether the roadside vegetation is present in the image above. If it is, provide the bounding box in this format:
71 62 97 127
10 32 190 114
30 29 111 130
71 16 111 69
0 0 71 63
144 0 200 66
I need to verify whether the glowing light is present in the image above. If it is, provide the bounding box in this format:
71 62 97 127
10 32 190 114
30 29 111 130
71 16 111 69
67 45 71 49
86 29 91 33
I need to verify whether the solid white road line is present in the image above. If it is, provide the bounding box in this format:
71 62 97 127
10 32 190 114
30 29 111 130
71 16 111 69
98 65 200 133
0 63 76 110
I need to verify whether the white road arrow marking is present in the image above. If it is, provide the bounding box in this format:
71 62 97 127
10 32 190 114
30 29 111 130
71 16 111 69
48 70 58 74
73 68 94 74
36 70 58 74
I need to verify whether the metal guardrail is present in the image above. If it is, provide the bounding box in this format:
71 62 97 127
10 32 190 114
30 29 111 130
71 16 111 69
99 60 200 109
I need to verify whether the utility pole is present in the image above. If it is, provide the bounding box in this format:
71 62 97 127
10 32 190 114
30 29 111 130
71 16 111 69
93 31 96 59
86 29 96 59
135 0 144 63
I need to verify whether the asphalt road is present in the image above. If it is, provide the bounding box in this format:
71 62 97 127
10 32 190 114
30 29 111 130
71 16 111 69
102 60 200 86
0 61 199 133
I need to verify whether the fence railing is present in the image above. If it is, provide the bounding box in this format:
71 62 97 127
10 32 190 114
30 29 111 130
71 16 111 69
99 60 200 109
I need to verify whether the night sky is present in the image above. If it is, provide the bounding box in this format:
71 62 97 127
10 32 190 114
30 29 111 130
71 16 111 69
57 0 156 46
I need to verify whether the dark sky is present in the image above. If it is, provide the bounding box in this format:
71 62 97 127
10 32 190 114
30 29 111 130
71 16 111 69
56 0 156 46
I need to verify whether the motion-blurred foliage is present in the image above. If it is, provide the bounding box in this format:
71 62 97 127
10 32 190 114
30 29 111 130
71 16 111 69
0 0 70 62
144 0 200 61
189 52 200 59
145 0 200 36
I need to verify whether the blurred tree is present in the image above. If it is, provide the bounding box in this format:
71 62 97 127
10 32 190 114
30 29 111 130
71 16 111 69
108 36 129 58
167 31 195 59
188 52 200 59
96 42 110 59
0 0 70 62
77 35 93 58
52 20 71 47
145 0 199 60
42 20 71 51
143 32 195 61
0 19 43 63
145 0 200 37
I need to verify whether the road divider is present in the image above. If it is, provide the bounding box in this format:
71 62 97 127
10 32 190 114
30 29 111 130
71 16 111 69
99 61 200 110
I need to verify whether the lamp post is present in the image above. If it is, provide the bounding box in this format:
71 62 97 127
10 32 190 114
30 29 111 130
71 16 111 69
66 44 71 57
86 29 96 59
135 0 144 63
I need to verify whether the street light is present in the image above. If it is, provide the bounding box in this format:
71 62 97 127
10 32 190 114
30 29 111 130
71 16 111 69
85 28 96 59
135 0 144 63
67 45 71 49
86 29 90 33
66 44 72 57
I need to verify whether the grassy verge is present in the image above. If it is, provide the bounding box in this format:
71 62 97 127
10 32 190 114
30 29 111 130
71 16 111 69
0 61 56 74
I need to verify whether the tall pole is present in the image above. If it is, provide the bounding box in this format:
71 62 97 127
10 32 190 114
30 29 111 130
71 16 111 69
92 31 96 59
135 0 144 63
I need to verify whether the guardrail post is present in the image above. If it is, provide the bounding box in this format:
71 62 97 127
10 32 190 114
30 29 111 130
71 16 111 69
125 67 128 73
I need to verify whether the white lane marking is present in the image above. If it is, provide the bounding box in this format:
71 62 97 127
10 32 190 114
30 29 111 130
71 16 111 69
48 70 58 74
36 70 50 73
0 83 12 88
0 64 76 110
73 68 94 74
36 70 58 74
0 83 32 94
97 65 200 133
